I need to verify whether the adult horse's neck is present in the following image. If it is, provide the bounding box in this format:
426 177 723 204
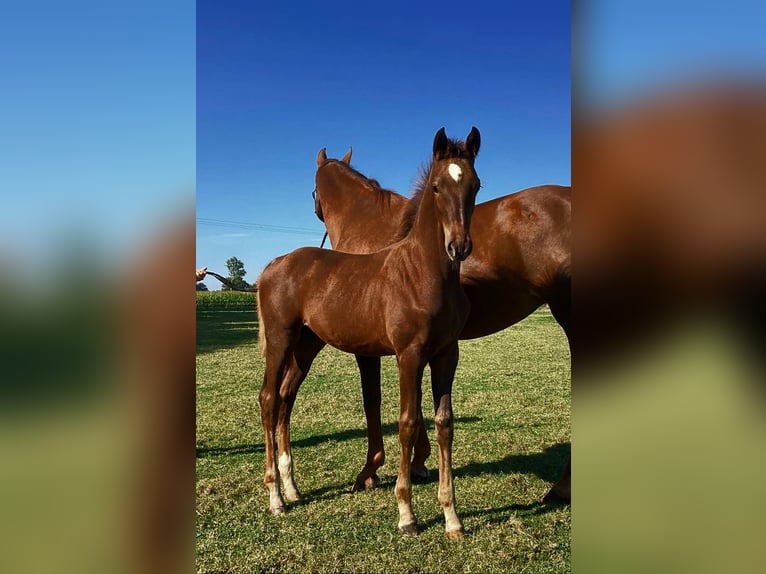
317 161 405 250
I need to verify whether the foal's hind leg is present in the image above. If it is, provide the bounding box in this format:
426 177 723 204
259 334 294 515
277 328 325 502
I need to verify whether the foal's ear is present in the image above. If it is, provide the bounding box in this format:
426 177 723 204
465 126 481 158
341 147 352 164
433 127 449 159
317 147 328 166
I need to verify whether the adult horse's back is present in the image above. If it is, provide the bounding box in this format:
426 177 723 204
313 149 571 500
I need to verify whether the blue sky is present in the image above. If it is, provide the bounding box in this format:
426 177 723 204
3 3 764 290
196 1 571 285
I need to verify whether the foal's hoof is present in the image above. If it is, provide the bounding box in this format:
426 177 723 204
269 505 286 516
446 527 465 540
398 522 420 536
352 473 380 492
410 466 430 481
542 487 570 506
284 490 302 503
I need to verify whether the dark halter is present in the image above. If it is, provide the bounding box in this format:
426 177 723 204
313 187 329 249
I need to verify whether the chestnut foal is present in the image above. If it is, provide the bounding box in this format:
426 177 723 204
257 127 481 537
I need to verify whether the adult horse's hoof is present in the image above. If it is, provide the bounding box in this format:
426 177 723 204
410 466 429 481
446 527 465 540
542 487 570 506
398 522 420 536
352 473 380 492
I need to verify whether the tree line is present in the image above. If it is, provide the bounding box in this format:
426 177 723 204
196 256 251 291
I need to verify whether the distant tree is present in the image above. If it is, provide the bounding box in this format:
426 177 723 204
196 282 209 291
223 256 250 290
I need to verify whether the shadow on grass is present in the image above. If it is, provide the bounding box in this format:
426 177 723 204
290 482 358 506
371 442 570 492
196 416 482 459
196 308 258 354
454 441 570 484
416 500 557 534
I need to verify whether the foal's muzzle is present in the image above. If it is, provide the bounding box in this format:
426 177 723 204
447 236 472 262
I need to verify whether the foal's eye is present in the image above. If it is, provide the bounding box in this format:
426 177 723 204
432 183 439 194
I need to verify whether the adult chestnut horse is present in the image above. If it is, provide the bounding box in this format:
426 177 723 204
312 148 571 503
257 127 481 537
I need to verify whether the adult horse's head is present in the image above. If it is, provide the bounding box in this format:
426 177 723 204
429 126 481 262
313 146 352 222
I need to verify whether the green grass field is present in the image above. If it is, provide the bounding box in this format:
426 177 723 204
197 296 570 573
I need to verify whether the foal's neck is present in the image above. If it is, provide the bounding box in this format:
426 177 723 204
403 182 456 278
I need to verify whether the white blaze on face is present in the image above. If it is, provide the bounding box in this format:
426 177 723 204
448 163 462 182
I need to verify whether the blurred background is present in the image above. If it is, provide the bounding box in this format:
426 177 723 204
575 2 766 573
1 1 765 573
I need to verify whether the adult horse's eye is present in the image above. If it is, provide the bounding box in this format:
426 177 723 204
432 183 439 194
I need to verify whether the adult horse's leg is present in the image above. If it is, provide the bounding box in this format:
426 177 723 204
543 459 571 505
277 328 325 502
430 341 464 538
353 355 431 492
543 268 572 505
411 404 432 480
394 348 426 535
353 355 384 491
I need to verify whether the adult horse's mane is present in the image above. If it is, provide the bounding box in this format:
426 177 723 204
398 136 475 239
325 158 404 207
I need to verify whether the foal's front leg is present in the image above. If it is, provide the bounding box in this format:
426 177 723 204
430 341 464 538
394 349 425 535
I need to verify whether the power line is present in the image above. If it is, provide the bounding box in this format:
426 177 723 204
197 217 323 237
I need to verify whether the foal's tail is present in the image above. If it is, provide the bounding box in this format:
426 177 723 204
256 289 266 357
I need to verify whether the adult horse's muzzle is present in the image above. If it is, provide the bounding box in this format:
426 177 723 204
446 235 472 262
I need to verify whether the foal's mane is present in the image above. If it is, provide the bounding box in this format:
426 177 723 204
397 137 474 239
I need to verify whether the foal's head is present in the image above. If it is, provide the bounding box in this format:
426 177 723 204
425 126 482 262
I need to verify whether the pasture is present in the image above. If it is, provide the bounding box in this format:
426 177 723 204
196 292 570 573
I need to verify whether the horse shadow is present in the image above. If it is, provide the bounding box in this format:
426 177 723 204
454 441 570 485
195 416 482 459
373 440 570 488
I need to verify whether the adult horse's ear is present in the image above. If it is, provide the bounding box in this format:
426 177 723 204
433 127 448 159
341 147 352 164
465 126 481 158
317 147 328 166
